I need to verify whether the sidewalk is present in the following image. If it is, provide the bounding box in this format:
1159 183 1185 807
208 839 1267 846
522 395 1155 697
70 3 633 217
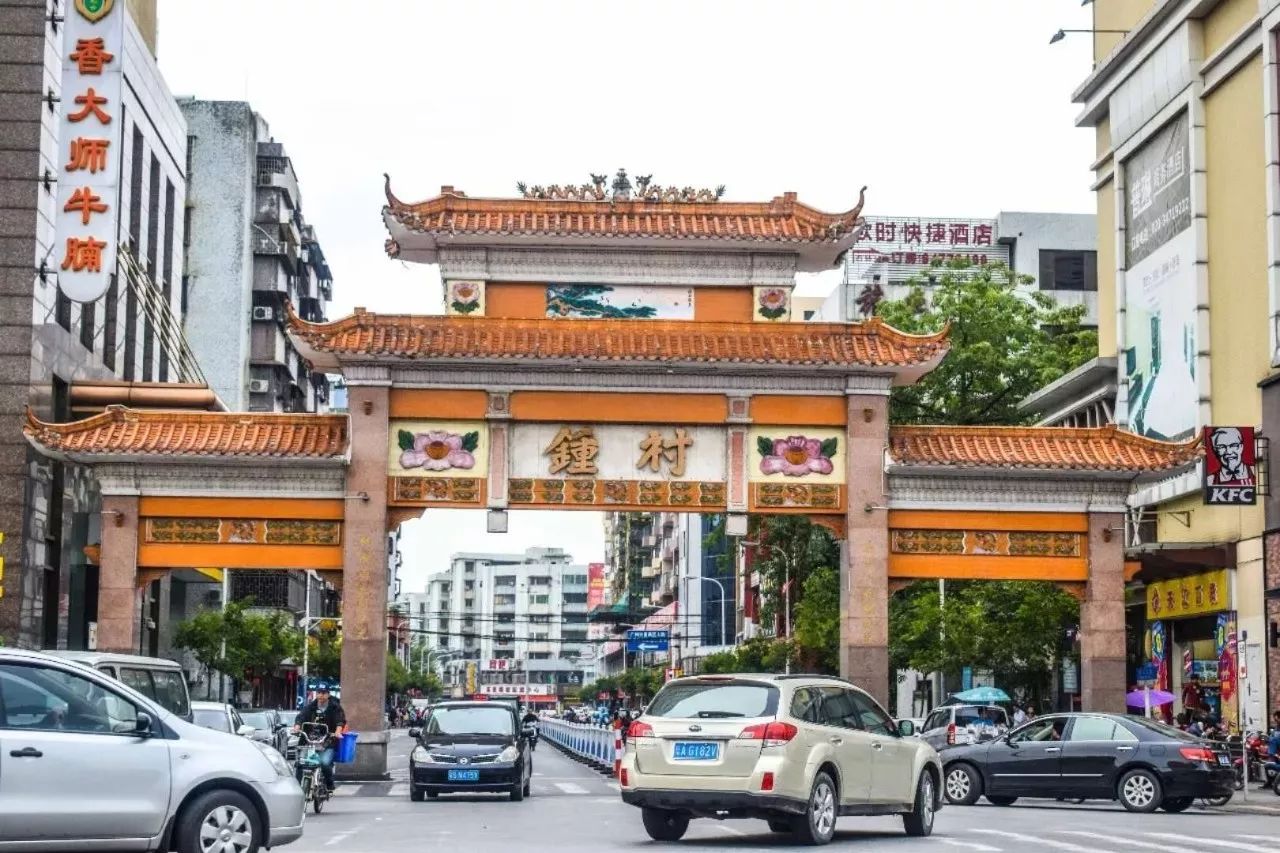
1214 787 1280 815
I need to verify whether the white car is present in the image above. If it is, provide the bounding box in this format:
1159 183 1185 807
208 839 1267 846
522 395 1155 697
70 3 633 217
620 673 943 844
0 648 304 852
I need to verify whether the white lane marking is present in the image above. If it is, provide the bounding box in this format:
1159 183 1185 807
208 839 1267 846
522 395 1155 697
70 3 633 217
324 827 362 846
330 785 360 797
974 830 1119 853
1142 834 1277 852
1061 831 1199 853
1236 837 1280 843
939 839 1002 852
553 781 589 795
389 783 409 797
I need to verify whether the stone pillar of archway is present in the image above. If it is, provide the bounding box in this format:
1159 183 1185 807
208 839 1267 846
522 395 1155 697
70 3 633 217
339 382 392 778
1081 511 1126 712
97 494 140 653
841 390 891 706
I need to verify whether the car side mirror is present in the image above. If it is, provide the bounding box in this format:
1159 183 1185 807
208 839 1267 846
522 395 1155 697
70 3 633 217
237 725 256 738
408 727 421 739
134 711 154 736
896 719 916 737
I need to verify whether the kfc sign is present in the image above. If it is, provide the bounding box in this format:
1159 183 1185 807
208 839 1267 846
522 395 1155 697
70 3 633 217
1203 426 1257 505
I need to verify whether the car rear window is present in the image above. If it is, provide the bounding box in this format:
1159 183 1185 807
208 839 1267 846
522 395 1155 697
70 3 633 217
647 680 779 719
955 706 1006 726
1123 716 1200 742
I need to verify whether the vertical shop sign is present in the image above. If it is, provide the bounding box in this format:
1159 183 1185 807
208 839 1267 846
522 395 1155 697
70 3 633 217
56 0 124 302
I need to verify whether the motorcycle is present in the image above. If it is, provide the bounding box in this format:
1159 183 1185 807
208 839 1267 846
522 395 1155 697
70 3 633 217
295 723 332 814
523 721 539 752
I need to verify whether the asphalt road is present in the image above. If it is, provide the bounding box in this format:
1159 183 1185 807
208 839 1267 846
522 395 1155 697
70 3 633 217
291 730 1280 853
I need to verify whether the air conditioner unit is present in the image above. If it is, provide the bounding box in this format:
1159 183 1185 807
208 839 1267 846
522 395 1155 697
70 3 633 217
248 379 271 394
252 306 274 321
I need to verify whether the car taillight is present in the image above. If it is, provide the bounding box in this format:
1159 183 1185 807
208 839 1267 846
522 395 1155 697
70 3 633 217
739 721 799 747
620 768 629 787
761 771 775 792
628 720 654 739
1179 746 1215 763
946 723 956 745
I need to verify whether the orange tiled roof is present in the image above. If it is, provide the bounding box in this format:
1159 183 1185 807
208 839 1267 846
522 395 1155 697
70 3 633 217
888 425 1201 472
383 181 867 247
24 406 349 460
287 310 949 370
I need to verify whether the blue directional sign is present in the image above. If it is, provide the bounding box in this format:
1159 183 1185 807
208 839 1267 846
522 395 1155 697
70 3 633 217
627 629 670 653
1136 663 1158 683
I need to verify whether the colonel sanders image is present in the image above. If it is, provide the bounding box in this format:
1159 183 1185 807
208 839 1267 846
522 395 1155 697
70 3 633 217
1206 427 1254 486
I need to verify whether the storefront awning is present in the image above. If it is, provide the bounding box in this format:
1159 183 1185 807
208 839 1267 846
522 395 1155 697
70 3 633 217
1126 541 1236 581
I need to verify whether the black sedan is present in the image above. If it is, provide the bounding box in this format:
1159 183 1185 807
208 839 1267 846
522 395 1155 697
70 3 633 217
408 701 534 802
941 712 1234 813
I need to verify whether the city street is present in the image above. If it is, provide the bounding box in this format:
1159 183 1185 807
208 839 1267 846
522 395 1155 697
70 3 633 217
295 731 1280 853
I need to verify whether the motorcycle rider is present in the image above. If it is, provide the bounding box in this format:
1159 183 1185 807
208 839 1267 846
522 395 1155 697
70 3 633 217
293 686 347 793
522 706 539 749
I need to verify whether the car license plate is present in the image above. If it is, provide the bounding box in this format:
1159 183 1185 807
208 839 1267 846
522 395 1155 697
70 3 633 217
673 741 719 761
1217 754 1231 766
447 769 480 782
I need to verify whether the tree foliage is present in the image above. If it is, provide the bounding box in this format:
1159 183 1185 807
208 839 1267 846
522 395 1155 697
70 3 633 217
173 600 304 698
793 565 840 674
877 260 1097 425
889 580 1079 703
386 652 444 697
307 625 342 679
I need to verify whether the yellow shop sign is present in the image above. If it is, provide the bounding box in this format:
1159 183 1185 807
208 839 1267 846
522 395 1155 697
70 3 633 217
1146 569 1231 620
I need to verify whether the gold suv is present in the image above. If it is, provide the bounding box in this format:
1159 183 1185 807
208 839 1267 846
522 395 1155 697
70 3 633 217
619 673 943 844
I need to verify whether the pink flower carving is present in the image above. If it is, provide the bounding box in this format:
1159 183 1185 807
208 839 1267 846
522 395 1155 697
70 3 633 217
398 430 476 471
760 435 834 477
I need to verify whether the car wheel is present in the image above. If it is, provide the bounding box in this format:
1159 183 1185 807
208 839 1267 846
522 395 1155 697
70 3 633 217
903 771 937 838
176 789 261 853
1203 794 1232 807
1118 768 1163 813
410 787 425 802
641 807 689 842
792 771 838 845
944 763 982 806
984 795 1017 806
1161 797 1194 813
510 779 525 802
523 779 531 797
767 819 792 833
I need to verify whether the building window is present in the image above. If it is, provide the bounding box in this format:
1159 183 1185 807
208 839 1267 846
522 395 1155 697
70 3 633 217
79 298 95 352
103 275 117 370
55 289 71 331
128 125 143 249
1038 249 1097 291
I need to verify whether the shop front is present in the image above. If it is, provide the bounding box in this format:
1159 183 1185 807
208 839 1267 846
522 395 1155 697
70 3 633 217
1141 569 1239 729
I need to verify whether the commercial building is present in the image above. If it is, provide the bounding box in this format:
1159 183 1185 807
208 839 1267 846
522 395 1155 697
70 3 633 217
178 100 333 413
820 212 1098 327
420 548 594 704
0 0 197 650
1051 0 1277 731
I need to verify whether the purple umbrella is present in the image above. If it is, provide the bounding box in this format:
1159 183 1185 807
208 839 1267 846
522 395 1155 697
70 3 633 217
1125 688 1175 707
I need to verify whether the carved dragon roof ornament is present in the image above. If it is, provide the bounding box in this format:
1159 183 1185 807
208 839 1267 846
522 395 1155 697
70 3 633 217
516 169 727 203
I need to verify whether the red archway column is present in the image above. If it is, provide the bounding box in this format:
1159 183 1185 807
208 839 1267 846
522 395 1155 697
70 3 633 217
339 383 392 778
1081 512 1126 712
97 495 140 653
841 393 891 706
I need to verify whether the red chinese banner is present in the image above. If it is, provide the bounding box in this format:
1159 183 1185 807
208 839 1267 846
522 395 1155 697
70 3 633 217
587 562 606 610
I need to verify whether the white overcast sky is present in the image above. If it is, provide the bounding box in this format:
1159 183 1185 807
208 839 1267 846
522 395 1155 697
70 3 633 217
156 0 1095 594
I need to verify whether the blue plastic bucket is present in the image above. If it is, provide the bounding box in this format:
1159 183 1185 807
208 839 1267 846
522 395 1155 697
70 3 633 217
335 732 358 763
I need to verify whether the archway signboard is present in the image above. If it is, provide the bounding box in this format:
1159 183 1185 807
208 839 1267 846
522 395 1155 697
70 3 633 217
23 175 1202 777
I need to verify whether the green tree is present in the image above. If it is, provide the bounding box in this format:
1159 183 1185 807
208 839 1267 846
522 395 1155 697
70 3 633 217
173 600 304 703
889 580 1079 703
307 625 342 679
793 565 840 674
749 516 839 631
699 650 739 674
876 260 1097 425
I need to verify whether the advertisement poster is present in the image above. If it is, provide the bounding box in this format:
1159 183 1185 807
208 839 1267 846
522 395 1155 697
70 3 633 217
587 562 607 610
1123 114 1196 441
1216 613 1239 734
1203 426 1257 505
1145 620 1172 719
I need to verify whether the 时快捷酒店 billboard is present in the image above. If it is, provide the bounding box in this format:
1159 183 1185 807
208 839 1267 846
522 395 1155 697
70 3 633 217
1123 114 1196 441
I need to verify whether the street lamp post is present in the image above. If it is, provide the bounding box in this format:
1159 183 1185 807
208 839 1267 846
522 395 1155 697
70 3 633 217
683 575 730 648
